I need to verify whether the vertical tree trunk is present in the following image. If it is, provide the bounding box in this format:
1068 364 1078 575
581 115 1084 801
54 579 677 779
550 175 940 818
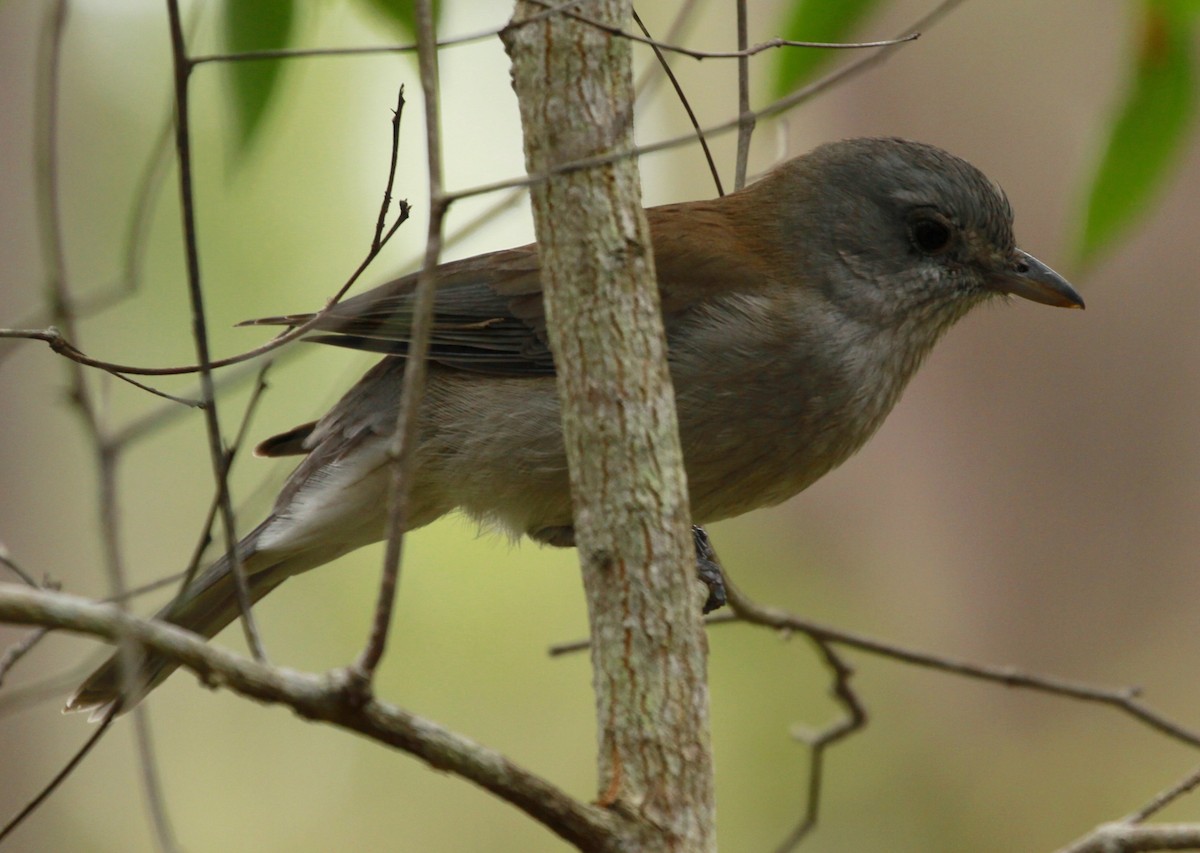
503 3 716 850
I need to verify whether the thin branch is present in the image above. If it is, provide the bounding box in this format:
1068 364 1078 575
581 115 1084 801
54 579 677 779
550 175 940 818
445 0 960 204
521 0 917 61
0 75 175 369
0 571 189 716
32 0 178 847
0 329 204 403
717 583 1200 750
164 0 263 663
109 358 270 449
734 0 754 190
1126 763 1200 824
1054 822 1200 853
371 86 407 252
189 24 499 65
0 587 627 852
0 709 118 844
0 551 39 588
0 628 50 688
631 10 723 196
129 708 179 851
0 365 274 714
352 7 443 686
553 575 1200 845
552 592 1200 753
773 638 867 853
174 359 274 598
188 0 912 67
0 199 410 379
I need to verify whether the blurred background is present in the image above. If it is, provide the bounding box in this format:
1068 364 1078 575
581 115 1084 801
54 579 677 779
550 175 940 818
2 1 1199 851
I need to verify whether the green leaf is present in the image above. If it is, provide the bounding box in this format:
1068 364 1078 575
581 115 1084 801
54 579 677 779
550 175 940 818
773 0 882 97
1076 1 1196 264
222 0 297 154
356 0 438 38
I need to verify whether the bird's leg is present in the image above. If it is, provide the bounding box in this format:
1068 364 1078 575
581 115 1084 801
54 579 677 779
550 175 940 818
530 524 727 613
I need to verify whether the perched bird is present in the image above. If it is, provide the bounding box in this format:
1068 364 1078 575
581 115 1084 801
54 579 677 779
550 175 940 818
67 137 1083 715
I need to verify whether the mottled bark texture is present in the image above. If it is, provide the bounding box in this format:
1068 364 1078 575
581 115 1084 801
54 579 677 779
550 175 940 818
503 2 716 850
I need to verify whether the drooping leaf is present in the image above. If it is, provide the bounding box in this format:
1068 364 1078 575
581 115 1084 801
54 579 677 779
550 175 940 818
222 0 297 154
356 0 438 39
1076 0 1196 264
773 0 882 97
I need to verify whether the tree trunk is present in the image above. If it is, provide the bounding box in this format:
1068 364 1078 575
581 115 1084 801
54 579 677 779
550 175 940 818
503 3 716 850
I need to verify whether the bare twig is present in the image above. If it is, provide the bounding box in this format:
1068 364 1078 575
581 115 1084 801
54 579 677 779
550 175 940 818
371 87 408 253
189 0 912 67
553 574 1200 846
734 0 754 190
29 1 179 846
773 638 867 853
631 10 723 196
717 582 1200 750
1054 822 1200 853
0 570 189 714
0 116 173 370
174 360 274 598
0 629 50 688
189 23 500 65
0 551 39 588
352 8 442 687
521 0 917 61
0 709 118 844
445 0 960 204
109 358 271 449
164 0 264 666
1126 763 1200 824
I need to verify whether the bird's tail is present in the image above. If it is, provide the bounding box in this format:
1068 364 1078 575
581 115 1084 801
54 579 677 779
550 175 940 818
65 526 334 719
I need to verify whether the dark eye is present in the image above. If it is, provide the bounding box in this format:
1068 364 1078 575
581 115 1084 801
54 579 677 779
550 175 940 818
909 216 953 255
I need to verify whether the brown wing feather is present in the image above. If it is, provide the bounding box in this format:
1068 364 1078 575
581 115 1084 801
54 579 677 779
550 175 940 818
242 187 784 381
243 246 554 376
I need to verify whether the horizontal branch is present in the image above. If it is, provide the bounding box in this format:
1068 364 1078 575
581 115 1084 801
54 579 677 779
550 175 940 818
0 585 625 852
718 585 1200 751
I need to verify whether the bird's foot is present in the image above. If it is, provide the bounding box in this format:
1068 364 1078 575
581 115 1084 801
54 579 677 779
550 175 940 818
692 525 727 614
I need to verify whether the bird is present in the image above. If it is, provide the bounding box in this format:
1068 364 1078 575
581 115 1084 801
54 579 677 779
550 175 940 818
67 137 1084 716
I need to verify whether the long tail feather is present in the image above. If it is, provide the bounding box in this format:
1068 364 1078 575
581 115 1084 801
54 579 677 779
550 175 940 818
65 533 332 719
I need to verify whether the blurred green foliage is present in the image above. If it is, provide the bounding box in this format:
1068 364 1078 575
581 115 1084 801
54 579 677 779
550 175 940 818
221 0 437 156
772 0 881 97
222 0 296 154
1075 0 1196 264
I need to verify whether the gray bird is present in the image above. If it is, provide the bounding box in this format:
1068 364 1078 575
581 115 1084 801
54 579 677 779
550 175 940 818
67 137 1083 715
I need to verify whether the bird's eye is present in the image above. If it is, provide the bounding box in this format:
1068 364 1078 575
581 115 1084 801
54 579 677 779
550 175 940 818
909 215 953 255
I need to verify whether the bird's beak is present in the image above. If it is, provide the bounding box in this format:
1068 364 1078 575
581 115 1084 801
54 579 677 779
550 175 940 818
991 250 1085 309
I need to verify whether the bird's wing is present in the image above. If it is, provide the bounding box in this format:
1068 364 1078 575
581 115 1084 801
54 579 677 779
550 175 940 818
243 245 555 376
244 197 782 380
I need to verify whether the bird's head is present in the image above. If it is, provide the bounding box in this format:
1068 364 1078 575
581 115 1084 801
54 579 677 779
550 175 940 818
763 137 1083 332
